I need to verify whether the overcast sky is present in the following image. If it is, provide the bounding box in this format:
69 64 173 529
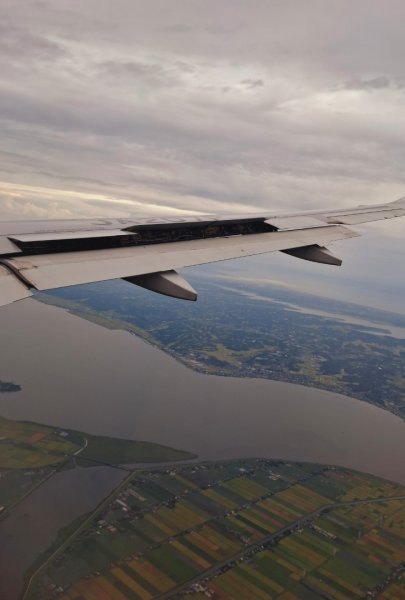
0 1 404 310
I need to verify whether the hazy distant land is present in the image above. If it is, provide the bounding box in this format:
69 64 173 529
38 276 405 418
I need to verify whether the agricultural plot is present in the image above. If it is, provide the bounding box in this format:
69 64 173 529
155 473 199 496
121 479 176 511
222 477 270 501
305 468 404 503
379 572 405 598
0 417 83 509
29 460 405 600
202 484 244 509
191 498 405 599
0 415 195 517
217 483 329 545
181 464 235 487
0 416 82 470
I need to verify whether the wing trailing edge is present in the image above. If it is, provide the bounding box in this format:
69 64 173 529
2 224 358 294
0 195 403 307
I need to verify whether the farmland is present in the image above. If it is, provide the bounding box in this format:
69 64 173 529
26 460 405 599
0 416 83 470
39 276 405 418
185 498 405 599
0 416 194 511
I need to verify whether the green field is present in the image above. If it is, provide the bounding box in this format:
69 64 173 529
78 433 195 464
0 416 83 469
0 416 194 511
197 498 405 599
26 460 405 599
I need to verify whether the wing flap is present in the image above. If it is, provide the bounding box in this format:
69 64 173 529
265 216 327 229
6 225 358 292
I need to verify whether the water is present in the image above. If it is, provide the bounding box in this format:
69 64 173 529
0 300 404 484
0 465 126 600
1 299 405 598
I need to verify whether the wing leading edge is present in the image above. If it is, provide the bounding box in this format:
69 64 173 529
0 196 404 307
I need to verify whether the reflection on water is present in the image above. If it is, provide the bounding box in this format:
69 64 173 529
0 465 126 600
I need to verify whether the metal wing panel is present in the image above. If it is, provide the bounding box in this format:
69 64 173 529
265 216 327 229
9 230 136 243
260 196 405 228
0 237 22 255
288 197 405 226
6 225 358 291
324 206 405 225
0 266 32 307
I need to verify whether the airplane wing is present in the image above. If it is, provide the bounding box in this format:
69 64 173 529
0 196 404 307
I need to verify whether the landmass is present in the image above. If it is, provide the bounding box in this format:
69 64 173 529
0 415 195 511
38 276 405 418
24 458 405 599
0 380 21 393
2 414 404 599
13 278 403 598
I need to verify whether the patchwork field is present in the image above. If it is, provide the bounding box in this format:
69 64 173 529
26 460 405 599
0 416 82 470
0 416 194 511
192 499 405 599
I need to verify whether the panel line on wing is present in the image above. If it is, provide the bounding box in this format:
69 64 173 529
0 264 32 306
5 224 358 292
0 259 37 290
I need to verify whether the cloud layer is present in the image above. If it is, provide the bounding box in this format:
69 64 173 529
0 1 404 309
1 0 405 218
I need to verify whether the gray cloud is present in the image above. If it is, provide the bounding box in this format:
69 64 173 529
98 59 180 89
241 79 265 89
0 0 404 307
344 76 392 90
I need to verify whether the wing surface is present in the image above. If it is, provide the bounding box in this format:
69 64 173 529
0 265 32 306
0 196 404 306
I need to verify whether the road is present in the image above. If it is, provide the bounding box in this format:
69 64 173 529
156 494 405 599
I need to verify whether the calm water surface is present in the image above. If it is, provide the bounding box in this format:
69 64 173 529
1 299 405 598
0 465 126 600
0 300 404 483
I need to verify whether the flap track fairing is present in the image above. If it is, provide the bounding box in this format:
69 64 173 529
124 270 198 301
282 245 342 266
